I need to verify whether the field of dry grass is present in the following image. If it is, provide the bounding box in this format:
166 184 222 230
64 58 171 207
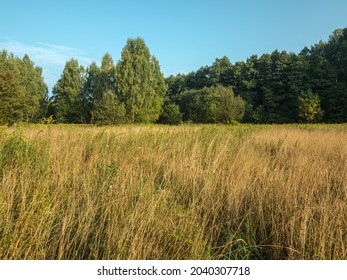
0 123 346 259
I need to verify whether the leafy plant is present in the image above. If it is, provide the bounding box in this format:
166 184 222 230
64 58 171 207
298 90 324 123
160 103 182 125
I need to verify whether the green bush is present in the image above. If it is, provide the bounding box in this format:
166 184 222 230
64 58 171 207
160 103 183 125
217 87 246 124
297 90 324 123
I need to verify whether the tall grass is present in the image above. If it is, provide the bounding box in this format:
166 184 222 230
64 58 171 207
0 124 346 259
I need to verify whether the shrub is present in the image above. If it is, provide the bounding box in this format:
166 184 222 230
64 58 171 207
160 103 183 125
297 90 324 123
217 87 246 124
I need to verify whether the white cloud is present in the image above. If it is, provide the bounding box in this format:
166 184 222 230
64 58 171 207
0 39 92 66
0 39 93 92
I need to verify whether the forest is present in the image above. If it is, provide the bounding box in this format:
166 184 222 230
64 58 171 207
0 28 346 125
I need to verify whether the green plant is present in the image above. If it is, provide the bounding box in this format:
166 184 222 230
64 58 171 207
41 115 55 124
160 103 183 125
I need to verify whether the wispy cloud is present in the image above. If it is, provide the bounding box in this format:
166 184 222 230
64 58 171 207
0 39 92 66
0 39 93 92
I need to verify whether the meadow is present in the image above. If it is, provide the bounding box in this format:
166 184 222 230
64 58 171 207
0 123 346 259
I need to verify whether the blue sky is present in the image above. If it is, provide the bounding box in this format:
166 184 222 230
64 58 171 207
1 0 346 92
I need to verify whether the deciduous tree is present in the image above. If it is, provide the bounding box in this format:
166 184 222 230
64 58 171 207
51 59 85 123
0 51 48 124
115 38 167 123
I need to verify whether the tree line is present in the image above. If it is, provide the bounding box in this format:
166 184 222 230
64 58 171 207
166 28 347 123
0 28 346 125
49 38 167 125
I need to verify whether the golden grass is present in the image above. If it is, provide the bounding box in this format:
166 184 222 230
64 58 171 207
0 124 346 259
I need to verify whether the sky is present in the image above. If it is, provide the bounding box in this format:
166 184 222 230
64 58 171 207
1 0 346 93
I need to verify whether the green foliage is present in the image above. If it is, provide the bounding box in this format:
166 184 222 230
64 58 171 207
91 90 126 125
165 28 347 124
173 86 219 123
298 90 324 123
211 56 233 86
84 54 127 125
115 38 167 123
51 59 85 123
1 28 346 125
19 55 48 122
217 87 246 124
50 41 167 125
165 73 188 97
251 106 265 123
0 51 48 124
160 103 183 125
0 70 25 125
80 62 100 123
173 86 245 124
322 83 347 122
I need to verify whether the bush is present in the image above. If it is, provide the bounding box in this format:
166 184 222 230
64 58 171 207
217 87 246 124
160 103 182 125
297 90 324 123
91 91 126 125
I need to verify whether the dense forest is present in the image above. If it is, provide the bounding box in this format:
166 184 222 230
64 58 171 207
0 28 346 125
166 28 347 124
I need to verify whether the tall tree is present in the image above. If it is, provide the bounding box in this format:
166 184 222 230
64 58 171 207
99 53 116 96
324 28 347 83
165 74 187 98
79 62 100 123
18 54 48 121
80 56 118 124
322 28 347 121
115 38 167 123
0 50 48 124
87 53 126 124
51 59 85 123
194 66 212 88
0 70 26 124
302 31 346 122
211 56 233 86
